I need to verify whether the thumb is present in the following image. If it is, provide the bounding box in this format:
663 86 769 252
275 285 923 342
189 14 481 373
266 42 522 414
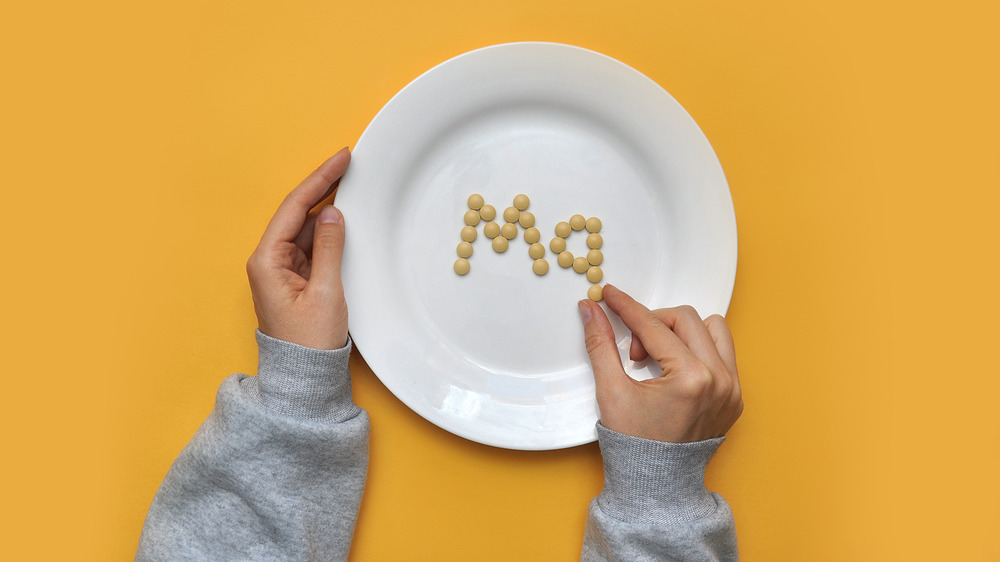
578 299 627 406
309 205 346 292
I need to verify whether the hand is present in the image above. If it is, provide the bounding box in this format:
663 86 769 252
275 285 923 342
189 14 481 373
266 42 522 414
246 148 352 350
578 285 743 443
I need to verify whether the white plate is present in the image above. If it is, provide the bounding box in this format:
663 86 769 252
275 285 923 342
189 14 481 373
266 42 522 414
337 42 736 450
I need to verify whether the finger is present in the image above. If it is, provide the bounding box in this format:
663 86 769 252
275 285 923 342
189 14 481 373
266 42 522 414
307 205 346 293
293 184 342 253
601 285 696 367
704 314 738 375
704 314 742 431
293 212 320 254
259 148 351 247
651 306 730 374
578 299 628 401
629 333 649 362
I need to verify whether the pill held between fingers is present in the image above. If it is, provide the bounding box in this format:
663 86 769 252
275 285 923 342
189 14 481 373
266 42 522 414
528 243 545 259
570 214 586 231
456 241 473 258
500 222 517 240
586 217 602 233
587 249 603 265
460 226 477 242
454 258 470 275
479 205 496 221
555 221 571 238
573 256 589 273
468 194 484 210
513 194 530 211
518 211 535 228
558 251 574 268
588 284 603 301
550 237 566 253
503 206 520 223
484 221 500 239
587 233 603 249
492 236 508 252
524 227 540 244
464 210 481 226
532 259 549 275
586 266 603 283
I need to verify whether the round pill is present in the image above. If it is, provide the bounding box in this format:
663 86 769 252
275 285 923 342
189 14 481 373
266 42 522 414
555 221 571 238
557 251 574 268
570 214 586 231
468 194 484 210
588 284 603 301
464 210 481 226
523 227 540 244
503 206 520 223
454 258 470 275
587 266 603 283
501 223 517 239
528 243 545 259
460 226 477 242
518 211 535 228
532 259 549 276
513 194 530 211
550 237 566 253
586 217 602 233
484 221 500 239
457 241 473 258
587 233 603 249
492 236 508 253
573 256 589 273
587 249 604 265
479 205 496 221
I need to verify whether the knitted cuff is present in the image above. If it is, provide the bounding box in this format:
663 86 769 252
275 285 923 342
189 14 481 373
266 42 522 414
247 330 360 423
596 423 725 525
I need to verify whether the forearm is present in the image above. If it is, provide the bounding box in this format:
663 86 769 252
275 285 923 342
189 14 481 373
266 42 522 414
581 424 737 561
137 332 369 561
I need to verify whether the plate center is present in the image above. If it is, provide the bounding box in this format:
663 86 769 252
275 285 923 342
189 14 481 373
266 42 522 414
401 104 659 376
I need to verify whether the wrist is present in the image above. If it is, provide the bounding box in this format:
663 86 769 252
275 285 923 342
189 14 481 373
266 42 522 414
257 323 348 352
246 329 359 422
595 422 725 525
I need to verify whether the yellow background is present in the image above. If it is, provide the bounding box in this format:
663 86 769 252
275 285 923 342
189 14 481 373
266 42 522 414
2 0 998 559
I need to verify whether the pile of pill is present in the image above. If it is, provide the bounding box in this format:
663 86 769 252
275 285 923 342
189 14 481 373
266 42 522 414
454 193 605 301
550 213 604 302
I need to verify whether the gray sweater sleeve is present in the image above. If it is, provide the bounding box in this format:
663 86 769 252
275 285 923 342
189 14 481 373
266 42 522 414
136 331 369 561
581 424 738 561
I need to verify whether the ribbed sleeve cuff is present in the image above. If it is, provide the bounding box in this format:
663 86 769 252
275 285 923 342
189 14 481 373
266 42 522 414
248 330 360 423
596 423 725 525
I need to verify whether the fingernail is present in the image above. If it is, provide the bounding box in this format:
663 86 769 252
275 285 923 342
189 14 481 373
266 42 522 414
318 205 342 224
577 300 592 324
